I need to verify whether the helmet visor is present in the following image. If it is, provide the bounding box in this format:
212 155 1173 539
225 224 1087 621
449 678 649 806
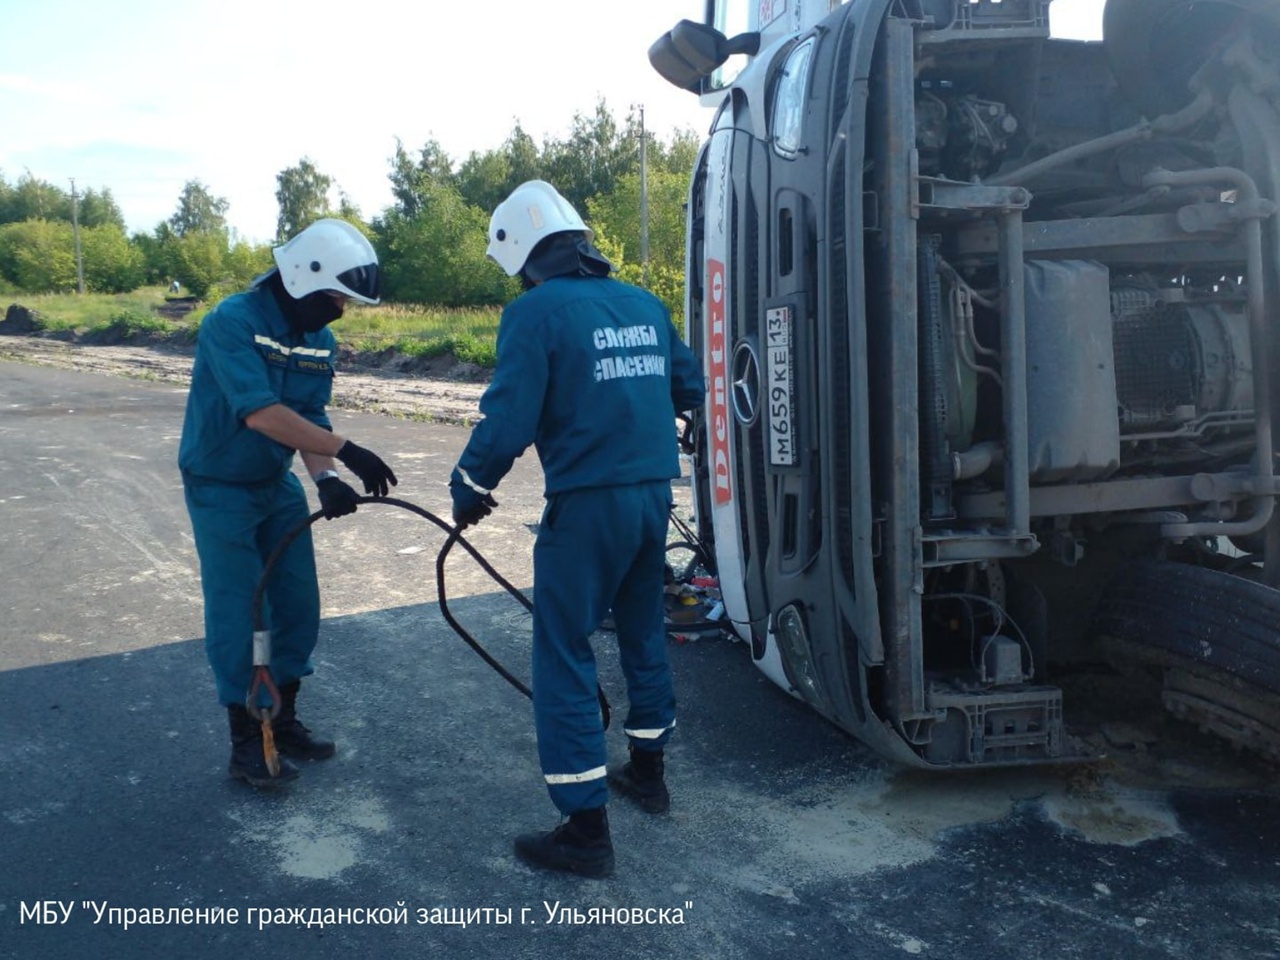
336 263 381 301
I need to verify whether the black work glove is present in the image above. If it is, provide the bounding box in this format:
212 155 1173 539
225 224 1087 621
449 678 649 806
316 476 360 520
452 490 498 530
336 440 398 497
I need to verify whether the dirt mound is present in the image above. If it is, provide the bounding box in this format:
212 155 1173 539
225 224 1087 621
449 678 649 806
337 343 490 382
156 296 199 320
0 304 43 335
79 324 195 348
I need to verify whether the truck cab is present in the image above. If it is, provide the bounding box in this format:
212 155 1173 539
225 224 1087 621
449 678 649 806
652 0 1280 767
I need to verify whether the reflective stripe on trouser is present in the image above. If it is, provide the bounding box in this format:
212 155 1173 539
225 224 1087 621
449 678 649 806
532 480 676 814
184 472 319 706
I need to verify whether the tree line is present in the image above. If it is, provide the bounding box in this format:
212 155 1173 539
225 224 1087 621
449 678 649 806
0 101 701 318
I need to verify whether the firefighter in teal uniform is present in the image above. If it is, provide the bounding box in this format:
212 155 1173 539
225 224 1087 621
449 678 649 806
179 219 397 788
449 181 706 876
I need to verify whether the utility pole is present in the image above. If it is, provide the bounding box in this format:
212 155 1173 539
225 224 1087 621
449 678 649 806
639 104 650 289
69 178 85 294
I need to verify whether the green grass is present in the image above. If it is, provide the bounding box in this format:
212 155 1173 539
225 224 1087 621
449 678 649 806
338 301 500 340
338 302 501 365
346 332 498 367
15 288 176 333
98 308 174 336
5 288 504 366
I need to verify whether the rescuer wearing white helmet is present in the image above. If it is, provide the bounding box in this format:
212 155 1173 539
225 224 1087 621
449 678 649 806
449 181 706 876
484 179 598 280
179 217 398 788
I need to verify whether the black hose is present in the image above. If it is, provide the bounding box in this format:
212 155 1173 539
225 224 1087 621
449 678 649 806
251 496 612 726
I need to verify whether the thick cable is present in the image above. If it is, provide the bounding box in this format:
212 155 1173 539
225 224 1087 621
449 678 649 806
251 496 608 722
252 496 735 718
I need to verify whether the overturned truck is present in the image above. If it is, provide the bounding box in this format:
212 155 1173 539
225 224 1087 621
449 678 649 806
651 0 1280 767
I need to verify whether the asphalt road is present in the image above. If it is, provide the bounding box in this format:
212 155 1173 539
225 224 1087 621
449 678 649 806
1 357 1278 960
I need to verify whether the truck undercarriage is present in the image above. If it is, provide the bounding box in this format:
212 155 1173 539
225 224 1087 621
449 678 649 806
660 0 1280 767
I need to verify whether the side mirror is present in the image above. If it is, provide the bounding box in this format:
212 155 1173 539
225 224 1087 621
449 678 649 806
649 20 761 92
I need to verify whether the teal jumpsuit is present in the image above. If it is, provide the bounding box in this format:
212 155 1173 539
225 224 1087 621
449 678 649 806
452 276 705 814
179 283 336 706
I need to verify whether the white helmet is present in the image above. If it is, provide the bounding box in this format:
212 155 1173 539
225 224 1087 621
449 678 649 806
272 218 381 304
487 180 592 277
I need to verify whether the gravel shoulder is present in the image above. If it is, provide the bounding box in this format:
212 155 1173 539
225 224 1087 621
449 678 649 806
0 334 488 425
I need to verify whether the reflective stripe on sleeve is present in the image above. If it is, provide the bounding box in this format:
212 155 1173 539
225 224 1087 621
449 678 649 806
456 467 492 496
543 765 607 785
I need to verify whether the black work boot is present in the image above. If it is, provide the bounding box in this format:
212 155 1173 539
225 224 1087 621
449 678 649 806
227 704 299 788
514 807 615 878
608 746 670 813
272 680 336 761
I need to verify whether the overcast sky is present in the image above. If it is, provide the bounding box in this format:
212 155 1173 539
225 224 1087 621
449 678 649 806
1 0 1105 243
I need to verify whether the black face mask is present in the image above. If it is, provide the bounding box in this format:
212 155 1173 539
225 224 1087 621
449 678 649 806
264 271 344 333
292 291 345 333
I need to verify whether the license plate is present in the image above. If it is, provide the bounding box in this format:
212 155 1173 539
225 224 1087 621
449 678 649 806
765 307 797 466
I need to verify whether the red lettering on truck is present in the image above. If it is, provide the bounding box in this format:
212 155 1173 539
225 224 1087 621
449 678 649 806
708 259 732 505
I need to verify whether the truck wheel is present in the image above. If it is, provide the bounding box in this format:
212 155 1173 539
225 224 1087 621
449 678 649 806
1092 560 1280 760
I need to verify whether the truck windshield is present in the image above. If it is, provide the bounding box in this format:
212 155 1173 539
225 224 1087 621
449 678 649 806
706 1 851 91
707 0 753 90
